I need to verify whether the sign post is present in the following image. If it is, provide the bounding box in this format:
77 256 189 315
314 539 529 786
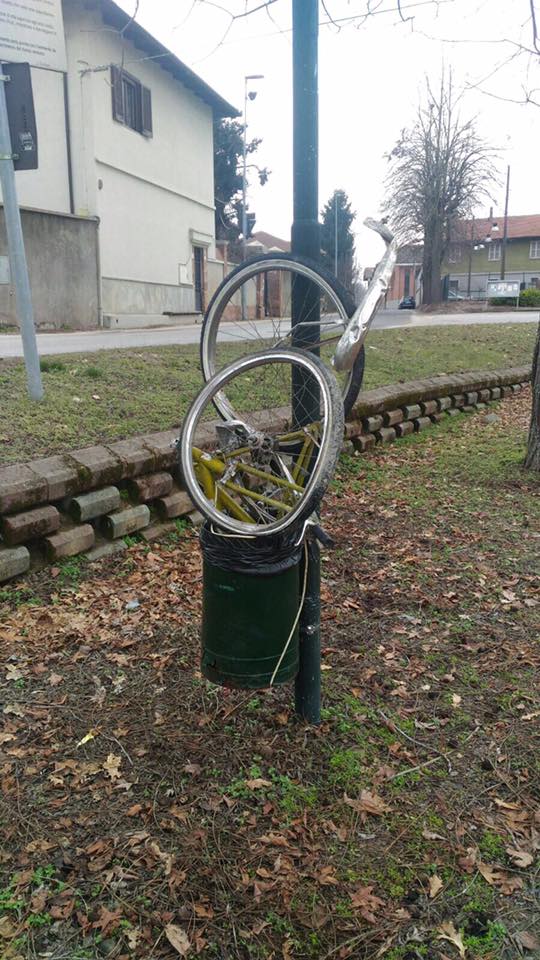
0 64 42 400
487 279 520 310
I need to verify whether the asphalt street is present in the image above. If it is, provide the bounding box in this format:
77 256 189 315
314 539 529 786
0 309 537 358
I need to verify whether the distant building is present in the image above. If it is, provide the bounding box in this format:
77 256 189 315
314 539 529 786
444 214 540 299
387 244 423 306
0 0 237 330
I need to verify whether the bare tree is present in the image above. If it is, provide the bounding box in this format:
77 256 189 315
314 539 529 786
384 75 497 305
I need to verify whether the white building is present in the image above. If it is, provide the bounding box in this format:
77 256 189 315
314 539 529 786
0 0 237 329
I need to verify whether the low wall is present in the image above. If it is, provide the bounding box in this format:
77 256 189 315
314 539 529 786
0 207 100 331
0 365 531 584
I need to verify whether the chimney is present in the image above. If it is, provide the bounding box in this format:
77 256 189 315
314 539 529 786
489 205 493 219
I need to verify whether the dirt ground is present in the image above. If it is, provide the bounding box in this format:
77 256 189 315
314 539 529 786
0 391 538 960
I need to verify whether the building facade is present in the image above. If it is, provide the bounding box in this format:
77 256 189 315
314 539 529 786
387 245 423 307
0 0 236 329
443 214 540 299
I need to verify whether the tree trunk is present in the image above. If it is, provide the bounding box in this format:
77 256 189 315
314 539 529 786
422 221 443 306
524 321 540 471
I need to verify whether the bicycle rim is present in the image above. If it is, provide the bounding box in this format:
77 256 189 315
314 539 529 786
201 254 360 420
179 348 344 537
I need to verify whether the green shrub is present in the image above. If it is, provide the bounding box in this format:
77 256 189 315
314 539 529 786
487 297 514 307
83 365 104 379
519 287 540 307
40 358 65 373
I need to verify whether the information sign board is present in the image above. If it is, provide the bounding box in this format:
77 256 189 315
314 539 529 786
0 0 67 72
487 280 520 298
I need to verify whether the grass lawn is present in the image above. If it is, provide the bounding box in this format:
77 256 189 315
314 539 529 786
0 391 538 959
0 321 536 464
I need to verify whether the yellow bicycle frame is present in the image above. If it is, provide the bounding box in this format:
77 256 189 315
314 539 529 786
192 426 318 524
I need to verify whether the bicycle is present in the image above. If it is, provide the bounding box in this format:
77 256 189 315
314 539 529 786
199 218 397 420
178 219 397 536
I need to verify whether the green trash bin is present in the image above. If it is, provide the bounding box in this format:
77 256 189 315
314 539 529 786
200 524 301 689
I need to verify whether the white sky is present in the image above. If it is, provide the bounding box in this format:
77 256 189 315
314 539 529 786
115 0 540 267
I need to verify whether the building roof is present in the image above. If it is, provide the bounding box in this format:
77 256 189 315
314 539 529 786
252 231 290 252
98 0 239 119
396 244 423 265
453 214 540 243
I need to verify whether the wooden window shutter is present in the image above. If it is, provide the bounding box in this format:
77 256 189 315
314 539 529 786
141 86 153 137
111 65 124 122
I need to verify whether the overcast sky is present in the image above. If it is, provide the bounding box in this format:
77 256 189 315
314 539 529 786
116 0 540 268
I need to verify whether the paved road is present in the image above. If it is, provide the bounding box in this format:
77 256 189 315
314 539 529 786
0 310 537 358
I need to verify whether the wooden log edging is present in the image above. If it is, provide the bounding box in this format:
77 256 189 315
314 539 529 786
0 365 532 583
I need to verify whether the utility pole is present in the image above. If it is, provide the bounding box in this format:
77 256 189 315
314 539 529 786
500 165 510 281
0 66 42 401
291 0 321 725
467 216 475 298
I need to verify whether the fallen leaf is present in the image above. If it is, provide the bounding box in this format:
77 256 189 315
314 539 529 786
165 923 191 956
344 790 391 817
183 762 202 776
102 753 122 780
245 778 272 790
506 847 534 868
0 915 16 938
429 875 444 898
422 827 446 841
315 866 339 886
516 931 539 952
76 730 98 748
126 928 141 949
5 664 23 682
477 861 523 895
48 673 64 686
3 703 25 717
193 901 214 918
437 921 466 957
451 694 462 707
349 885 385 923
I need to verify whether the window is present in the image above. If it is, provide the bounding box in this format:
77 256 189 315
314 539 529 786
487 241 501 261
111 65 153 137
448 245 461 263
530 240 540 259
531 278 539 289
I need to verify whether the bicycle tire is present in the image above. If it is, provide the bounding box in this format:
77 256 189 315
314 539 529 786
179 347 344 537
200 252 365 419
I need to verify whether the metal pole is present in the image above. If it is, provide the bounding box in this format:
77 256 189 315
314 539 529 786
334 191 338 277
500 165 510 281
241 78 248 321
291 0 321 725
0 68 42 401
467 216 474 298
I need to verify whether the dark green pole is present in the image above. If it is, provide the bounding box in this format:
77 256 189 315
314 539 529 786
291 0 321 725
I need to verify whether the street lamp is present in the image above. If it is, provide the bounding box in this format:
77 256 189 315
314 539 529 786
242 74 264 258
241 74 264 321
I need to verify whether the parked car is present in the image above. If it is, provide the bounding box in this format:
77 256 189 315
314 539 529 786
399 296 416 310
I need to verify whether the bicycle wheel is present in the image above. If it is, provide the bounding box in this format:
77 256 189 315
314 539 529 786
179 348 344 537
201 253 365 420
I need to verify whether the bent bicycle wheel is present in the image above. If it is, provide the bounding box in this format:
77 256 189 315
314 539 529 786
179 348 344 537
200 253 365 420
